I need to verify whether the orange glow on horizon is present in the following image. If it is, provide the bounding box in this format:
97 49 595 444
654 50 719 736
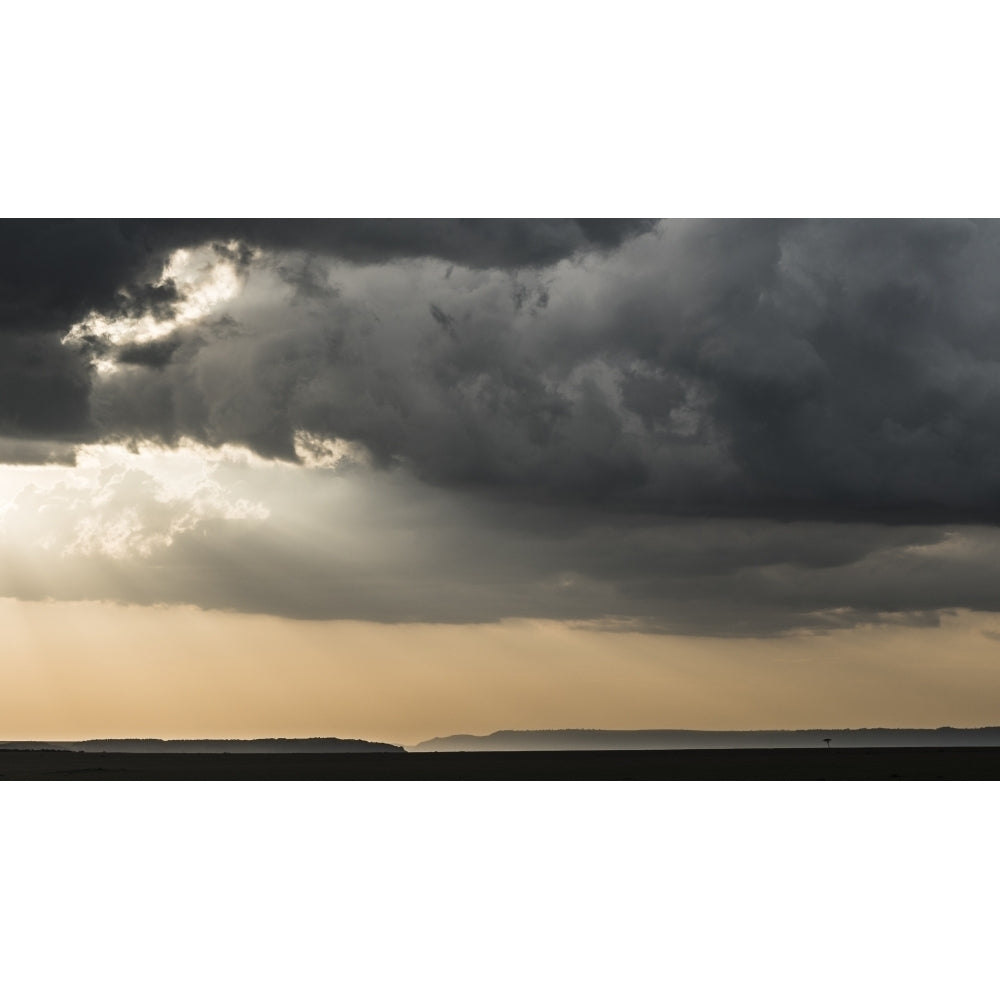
0 599 999 745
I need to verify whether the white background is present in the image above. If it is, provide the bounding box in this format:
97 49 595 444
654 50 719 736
1 2 997 996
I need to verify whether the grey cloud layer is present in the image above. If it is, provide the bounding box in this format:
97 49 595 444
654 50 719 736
0 454 982 635
3 218 1000 632
0 219 650 445
89 220 1000 522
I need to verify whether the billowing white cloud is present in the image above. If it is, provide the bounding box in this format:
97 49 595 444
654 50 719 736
0 442 269 559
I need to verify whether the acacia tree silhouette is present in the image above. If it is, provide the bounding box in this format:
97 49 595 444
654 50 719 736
823 738 832 748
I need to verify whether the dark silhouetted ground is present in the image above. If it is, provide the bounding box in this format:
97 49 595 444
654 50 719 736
2 747 1000 779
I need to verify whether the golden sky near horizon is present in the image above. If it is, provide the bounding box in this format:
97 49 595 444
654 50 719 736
2 597 1000 745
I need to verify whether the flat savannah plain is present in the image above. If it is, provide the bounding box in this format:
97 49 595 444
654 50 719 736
3 747 1000 780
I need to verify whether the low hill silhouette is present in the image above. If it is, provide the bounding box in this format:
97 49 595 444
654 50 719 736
411 727 1000 752
0 737 404 754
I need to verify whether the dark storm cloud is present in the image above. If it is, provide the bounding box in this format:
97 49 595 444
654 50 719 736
86 219 1000 525
10 218 1000 632
0 219 648 336
0 218 651 441
115 333 185 370
646 219 1000 522
0 221 168 440
0 333 92 440
312 219 1000 523
131 219 658 271
0 221 162 337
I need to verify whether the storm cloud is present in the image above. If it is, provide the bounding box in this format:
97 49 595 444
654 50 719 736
0 218 651 440
76 220 1000 519
3 218 1000 633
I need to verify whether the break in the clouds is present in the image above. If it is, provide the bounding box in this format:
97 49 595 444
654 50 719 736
4 219 1000 635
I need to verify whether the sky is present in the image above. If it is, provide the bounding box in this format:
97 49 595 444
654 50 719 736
3 219 1000 742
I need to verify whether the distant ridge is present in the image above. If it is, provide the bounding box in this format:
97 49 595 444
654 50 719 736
0 738 404 754
411 727 1000 752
